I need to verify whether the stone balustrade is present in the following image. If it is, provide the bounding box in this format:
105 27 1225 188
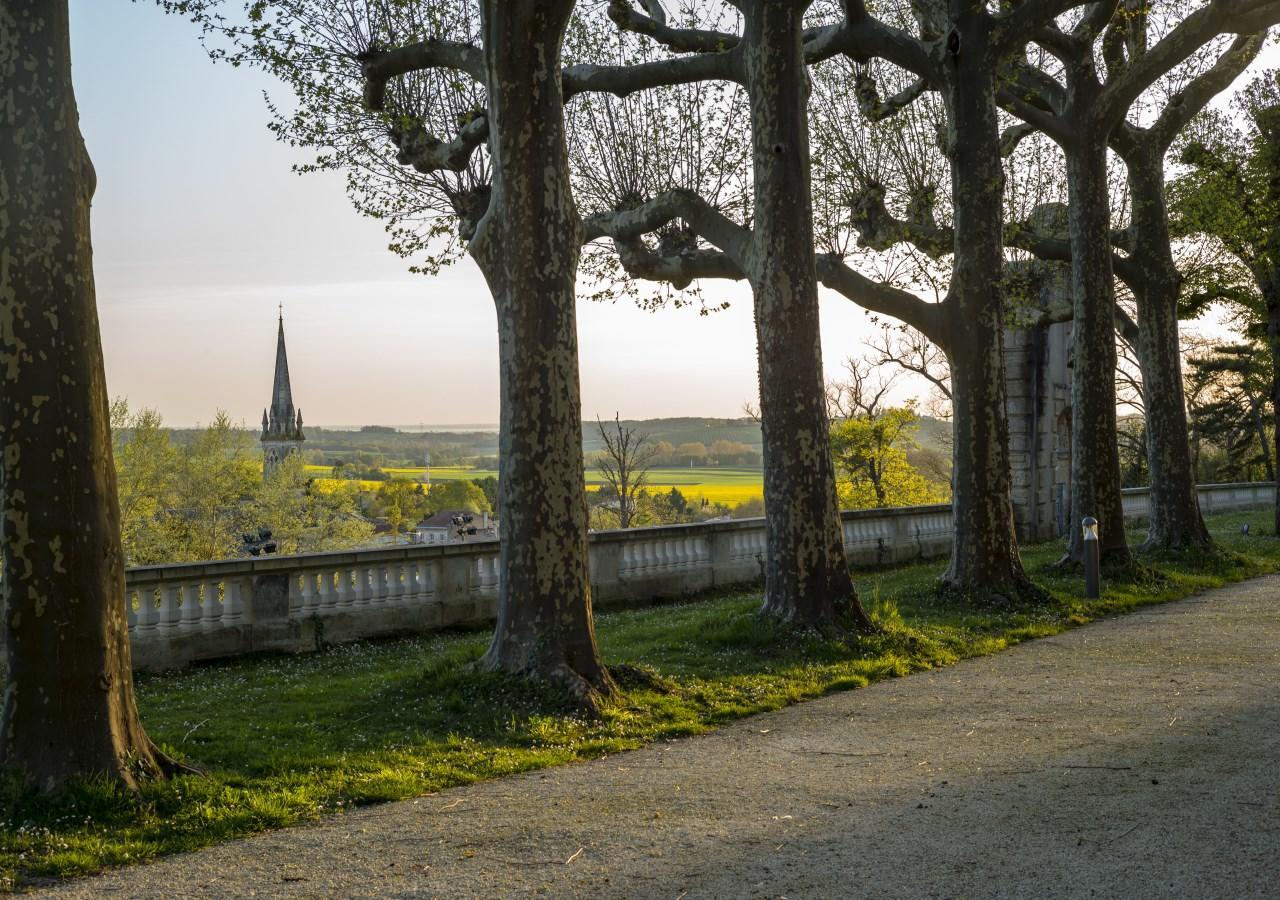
123 482 1274 671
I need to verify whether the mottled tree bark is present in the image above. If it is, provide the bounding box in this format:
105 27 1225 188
936 14 1033 598
0 0 173 789
1124 151 1210 551
470 1 612 703
745 2 871 632
1062 131 1131 566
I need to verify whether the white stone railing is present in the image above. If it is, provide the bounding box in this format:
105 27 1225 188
123 482 1274 671
1120 481 1275 520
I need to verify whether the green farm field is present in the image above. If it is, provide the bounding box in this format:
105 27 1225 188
307 464 765 506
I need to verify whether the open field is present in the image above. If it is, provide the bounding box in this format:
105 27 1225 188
2 509 1277 887
306 465 766 507
602 467 764 506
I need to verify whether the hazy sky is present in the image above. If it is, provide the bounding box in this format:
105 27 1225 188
68 3 1272 427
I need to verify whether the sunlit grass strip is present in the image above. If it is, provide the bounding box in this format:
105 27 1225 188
0 509 1275 888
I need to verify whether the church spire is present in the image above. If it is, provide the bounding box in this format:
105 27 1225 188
262 307 304 480
269 306 297 437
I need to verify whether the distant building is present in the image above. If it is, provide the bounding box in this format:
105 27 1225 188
413 510 496 545
261 310 305 480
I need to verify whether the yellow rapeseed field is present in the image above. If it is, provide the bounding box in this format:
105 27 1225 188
307 465 765 506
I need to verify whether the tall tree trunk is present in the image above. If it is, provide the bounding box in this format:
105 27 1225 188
471 1 612 703
937 14 1034 599
1270 293 1280 536
1063 135 1130 566
0 0 173 790
745 1 872 632
1125 154 1211 551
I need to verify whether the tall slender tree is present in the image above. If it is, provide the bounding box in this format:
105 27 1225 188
0 0 182 788
1110 32 1266 552
581 0 874 630
362 1 617 701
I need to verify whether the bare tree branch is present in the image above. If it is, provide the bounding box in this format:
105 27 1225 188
816 254 946 346
605 0 741 53
360 40 486 111
1148 32 1266 152
582 188 753 272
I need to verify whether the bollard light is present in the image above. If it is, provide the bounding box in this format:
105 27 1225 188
1082 516 1100 599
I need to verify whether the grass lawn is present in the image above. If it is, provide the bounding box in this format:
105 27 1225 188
1 508 1276 888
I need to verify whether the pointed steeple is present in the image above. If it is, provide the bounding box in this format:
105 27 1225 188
261 306 305 482
269 306 298 438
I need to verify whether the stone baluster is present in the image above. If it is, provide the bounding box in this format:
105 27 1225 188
289 574 306 617
336 568 356 610
359 565 378 607
200 580 222 630
407 561 427 604
387 563 403 604
488 555 501 593
158 583 183 632
296 571 318 615
385 562 406 606
369 564 389 606
135 588 160 636
178 582 204 632
358 565 376 608
316 569 337 613
223 577 247 626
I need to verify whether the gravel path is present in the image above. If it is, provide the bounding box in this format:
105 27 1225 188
38 575 1280 899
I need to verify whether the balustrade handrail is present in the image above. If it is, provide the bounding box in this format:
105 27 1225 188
121 483 1276 582
113 481 1274 672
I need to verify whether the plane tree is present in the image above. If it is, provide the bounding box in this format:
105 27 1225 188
189 0 887 632
806 0 1098 597
0 0 187 788
1106 29 1267 551
180 0 628 702
573 0 876 631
